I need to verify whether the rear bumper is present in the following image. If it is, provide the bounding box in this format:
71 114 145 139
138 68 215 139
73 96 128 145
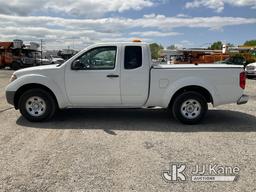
237 94 249 105
6 91 15 106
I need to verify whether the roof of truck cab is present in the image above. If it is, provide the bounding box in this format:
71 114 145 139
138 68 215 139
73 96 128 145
79 42 148 53
93 42 148 46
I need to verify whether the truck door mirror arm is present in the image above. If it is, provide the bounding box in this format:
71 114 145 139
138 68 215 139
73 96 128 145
71 60 82 70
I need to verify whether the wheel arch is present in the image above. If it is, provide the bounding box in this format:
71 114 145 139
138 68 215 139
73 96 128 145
168 85 213 108
14 83 59 109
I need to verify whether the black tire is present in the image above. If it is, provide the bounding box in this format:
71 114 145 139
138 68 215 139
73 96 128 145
171 91 208 125
18 89 56 122
10 61 21 70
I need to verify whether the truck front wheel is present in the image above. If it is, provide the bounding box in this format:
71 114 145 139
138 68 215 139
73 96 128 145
18 89 56 122
171 91 208 124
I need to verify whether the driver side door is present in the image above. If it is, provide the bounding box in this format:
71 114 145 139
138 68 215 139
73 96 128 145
65 46 121 107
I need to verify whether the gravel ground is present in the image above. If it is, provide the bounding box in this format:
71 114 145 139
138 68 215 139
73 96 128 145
0 69 256 192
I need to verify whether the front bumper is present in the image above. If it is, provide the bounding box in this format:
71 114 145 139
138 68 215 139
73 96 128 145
6 91 15 106
237 94 249 105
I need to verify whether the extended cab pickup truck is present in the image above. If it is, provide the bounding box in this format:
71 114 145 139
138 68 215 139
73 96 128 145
5 42 249 124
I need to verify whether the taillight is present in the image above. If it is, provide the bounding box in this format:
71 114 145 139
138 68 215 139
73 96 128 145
240 72 246 89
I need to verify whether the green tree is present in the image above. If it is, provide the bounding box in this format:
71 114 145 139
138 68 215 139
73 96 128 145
244 40 256 46
150 43 163 59
209 41 223 50
227 43 234 48
167 45 177 50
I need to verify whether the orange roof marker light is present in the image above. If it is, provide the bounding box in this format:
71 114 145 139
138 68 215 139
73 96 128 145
132 39 142 43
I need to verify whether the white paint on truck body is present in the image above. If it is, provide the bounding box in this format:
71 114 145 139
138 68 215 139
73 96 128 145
6 42 245 110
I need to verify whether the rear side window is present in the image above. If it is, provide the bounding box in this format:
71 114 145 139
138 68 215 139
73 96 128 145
124 46 142 69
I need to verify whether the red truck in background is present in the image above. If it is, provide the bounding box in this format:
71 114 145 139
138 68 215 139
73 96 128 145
0 40 40 70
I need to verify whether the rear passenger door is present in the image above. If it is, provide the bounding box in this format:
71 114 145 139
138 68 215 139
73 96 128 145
121 45 149 106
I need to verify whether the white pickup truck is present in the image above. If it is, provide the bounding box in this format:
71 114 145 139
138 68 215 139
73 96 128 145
5 42 248 124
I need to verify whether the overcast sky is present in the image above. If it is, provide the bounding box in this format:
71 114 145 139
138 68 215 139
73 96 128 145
0 0 255 50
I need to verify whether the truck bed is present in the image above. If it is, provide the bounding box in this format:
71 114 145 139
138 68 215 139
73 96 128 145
146 64 244 107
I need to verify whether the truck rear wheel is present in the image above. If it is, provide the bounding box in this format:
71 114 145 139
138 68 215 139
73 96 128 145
171 91 208 124
18 89 56 122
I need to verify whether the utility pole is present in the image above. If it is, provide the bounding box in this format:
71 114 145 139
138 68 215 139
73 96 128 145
40 39 43 65
40 39 45 65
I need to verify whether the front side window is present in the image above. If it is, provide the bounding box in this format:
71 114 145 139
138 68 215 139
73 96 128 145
73 46 117 70
124 46 142 69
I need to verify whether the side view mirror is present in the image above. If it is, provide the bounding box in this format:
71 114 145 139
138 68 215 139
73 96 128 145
71 60 82 70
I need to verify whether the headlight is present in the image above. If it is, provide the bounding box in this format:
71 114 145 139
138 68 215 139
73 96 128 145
10 74 17 82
